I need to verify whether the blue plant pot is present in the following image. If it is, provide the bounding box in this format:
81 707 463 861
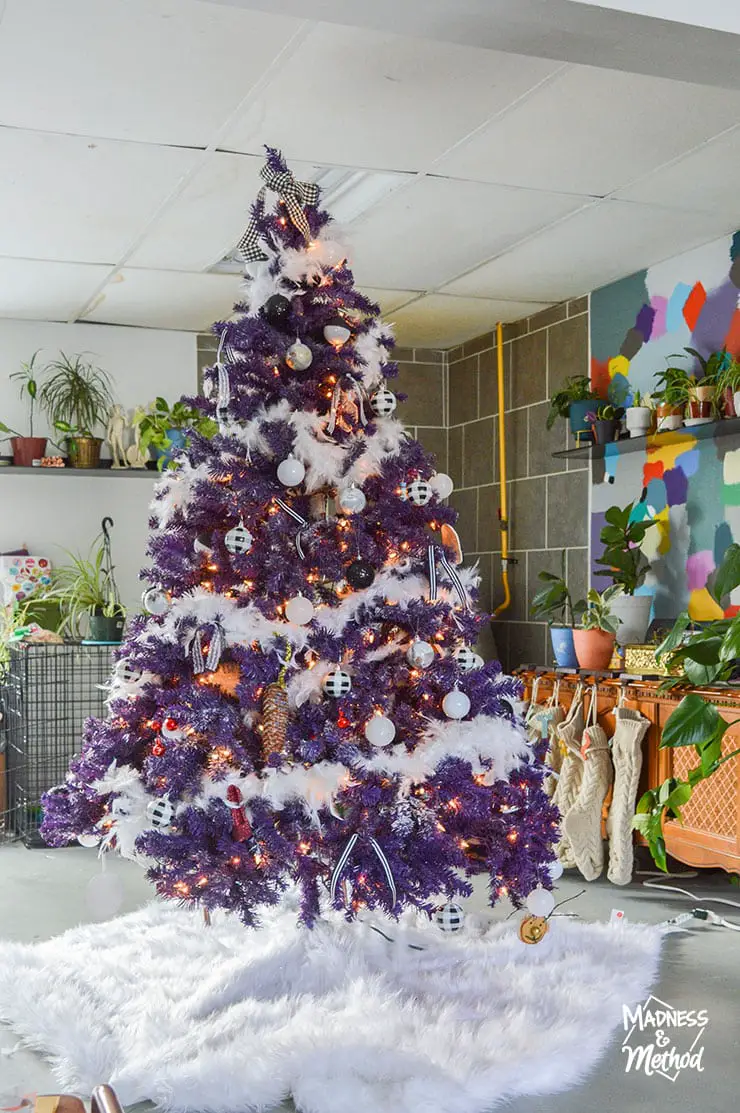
568 400 594 441
550 625 578 668
153 427 186 465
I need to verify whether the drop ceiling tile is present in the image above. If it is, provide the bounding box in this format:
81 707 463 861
615 125 740 216
82 269 244 331
0 130 203 265
0 258 111 321
443 200 729 302
223 24 562 170
129 152 264 271
437 65 740 197
389 294 552 349
360 288 421 315
0 0 303 146
346 177 586 290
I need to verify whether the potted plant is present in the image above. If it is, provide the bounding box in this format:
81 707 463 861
684 346 722 423
45 522 125 642
0 351 49 466
530 552 585 667
594 501 658 644
39 353 114 469
714 351 740 418
633 543 740 871
546 375 600 442
132 397 218 469
584 402 624 445
624 389 652 438
572 584 622 670
652 364 692 431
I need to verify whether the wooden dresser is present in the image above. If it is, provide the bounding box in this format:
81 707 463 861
518 670 740 873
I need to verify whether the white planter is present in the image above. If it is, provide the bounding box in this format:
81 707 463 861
625 407 651 438
656 412 683 432
734 390 740 417
611 594 653 646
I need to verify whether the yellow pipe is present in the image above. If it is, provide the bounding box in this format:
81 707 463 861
493 321 511 617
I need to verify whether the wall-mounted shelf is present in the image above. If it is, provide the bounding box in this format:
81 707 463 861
552 416 740 460
0 464 158 478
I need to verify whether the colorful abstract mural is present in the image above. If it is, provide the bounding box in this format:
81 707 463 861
590 230 740 622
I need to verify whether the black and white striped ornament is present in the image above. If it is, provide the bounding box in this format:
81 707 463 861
370 387 397 417
454 646 484 672
146 797 175 830
114 660 142 686
434 902 465 932
323 669 352 698
404 479 433 506
224 520 254 555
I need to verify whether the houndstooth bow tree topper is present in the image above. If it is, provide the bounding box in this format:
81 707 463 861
238 154 320 263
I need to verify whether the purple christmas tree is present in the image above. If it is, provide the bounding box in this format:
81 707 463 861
41 149 559 928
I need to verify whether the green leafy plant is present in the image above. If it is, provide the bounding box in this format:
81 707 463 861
715 353 740 397
39 352 114 438
578 584 622 633
546 375 599 430
633 543 740 870
584 402 625 423
685 345 726 386
594 501 658 596
0 597 33 678
44 536 125 638
629 389 651 408
530 551 585 627
652 363 693 407
132 397 218 469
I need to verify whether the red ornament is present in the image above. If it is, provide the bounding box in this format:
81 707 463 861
337 710 351 729
164 717 178 733
151 739 166 757
226 784 253 842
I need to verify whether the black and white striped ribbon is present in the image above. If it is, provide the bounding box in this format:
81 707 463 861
238 164 321 264
274 497 308 559
325 379 368 436
215 331 231 432
330 833 397 909
189 622 226 674
427 544 470 612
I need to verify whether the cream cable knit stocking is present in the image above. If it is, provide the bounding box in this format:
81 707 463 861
543 706 566 797
607 707 650 886
562 724 613 882
552 702 585 867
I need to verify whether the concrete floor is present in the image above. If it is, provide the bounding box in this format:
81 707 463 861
1 844 739 1112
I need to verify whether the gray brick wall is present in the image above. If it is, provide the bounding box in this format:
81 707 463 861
446 299 590 670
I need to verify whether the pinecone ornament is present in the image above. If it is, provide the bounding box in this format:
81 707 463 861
261 681 290 755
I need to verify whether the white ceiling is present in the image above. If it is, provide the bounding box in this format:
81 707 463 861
0 0 738 348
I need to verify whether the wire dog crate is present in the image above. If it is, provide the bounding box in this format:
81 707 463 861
0 643 113 847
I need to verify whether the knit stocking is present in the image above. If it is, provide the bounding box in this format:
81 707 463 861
525 701 549 744
543 706 566 796
607 707 650 886
552 702 585 867
562 725 613 881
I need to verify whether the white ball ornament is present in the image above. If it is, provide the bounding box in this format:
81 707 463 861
406 479 433 506
146 797 176 831
78 832 101 848
525 886 556 918
324 318 351 348
442 687 471 720
364 714 396 747
285 594 314 625
407 639 435 668
337 484 367 514
370 387 397 418
431 472 454 499
434 903 465 932
141 587 171 616
285 340 313 371
277 455 306 487
323 668 352 698
454 645 484 673
224 520 254 555
548 859 564 882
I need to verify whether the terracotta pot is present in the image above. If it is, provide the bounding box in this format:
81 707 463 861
10 436 47 466
573 627 616 670
686 398 713 420
721 387 737 418
655 402 683 432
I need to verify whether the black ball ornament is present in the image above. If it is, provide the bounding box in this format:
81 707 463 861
261 294 292 328
346 559 375 589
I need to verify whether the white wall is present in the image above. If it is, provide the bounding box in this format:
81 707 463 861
0 319 197 612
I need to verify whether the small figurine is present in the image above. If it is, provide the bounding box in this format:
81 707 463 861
125 407 150 469
106 405 129 469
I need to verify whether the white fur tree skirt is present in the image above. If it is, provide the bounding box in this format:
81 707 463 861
0 898 663 1113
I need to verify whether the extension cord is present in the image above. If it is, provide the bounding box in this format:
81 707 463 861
640 871 740 933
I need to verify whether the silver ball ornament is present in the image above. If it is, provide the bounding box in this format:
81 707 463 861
286 340 313 371
142 587 171 616
407 639 435 668
337 485 367 514
442 687 471 720
277 455 306 486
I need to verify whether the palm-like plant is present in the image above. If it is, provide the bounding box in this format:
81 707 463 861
39 353 113 437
